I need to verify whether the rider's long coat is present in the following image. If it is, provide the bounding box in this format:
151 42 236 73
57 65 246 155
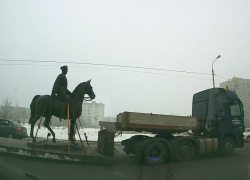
51 73 71 100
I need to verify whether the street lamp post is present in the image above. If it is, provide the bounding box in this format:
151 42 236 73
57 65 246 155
212 55 221 88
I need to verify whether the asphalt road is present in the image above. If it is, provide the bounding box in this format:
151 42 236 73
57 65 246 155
1 143 250 180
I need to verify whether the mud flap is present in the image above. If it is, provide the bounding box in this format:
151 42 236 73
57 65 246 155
98 130 115 157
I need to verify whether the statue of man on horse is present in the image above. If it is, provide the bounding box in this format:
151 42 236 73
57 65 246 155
28 66 96 143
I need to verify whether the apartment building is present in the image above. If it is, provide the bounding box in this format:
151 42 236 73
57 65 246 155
81 101 105 127
220 77 250 127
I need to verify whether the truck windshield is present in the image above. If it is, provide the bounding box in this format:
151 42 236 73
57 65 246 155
230 103 241 116
216 98 243 117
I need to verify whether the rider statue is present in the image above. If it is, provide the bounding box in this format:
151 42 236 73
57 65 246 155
51 65 71 119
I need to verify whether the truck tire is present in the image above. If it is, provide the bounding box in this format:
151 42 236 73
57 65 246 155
134 142 144 165
122 135 149 155
143 141 168 165
174 140 195 162
130 135 149 140
220 137 235 156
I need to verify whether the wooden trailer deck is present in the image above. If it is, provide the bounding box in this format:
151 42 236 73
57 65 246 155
100 112 197 134
0 137 112 165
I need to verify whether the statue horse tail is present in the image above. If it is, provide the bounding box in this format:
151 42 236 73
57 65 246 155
28 95 41 124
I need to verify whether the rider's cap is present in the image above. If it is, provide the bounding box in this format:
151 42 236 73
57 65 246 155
60 66 68 70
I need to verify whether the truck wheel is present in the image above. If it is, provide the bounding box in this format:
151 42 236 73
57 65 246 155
134 142 143 165
121 135 146 146
220 137 235 156
122 136 150 155
130 135 149 140
143 141 168 165
175 140 195 162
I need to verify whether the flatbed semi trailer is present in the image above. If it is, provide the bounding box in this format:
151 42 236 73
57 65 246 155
97 88 245 165
1 88 243 166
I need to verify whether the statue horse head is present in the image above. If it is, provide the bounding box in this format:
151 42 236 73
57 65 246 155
72 80 96 101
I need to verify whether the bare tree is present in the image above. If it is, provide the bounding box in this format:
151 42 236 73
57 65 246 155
19 107 28 119
0 97 14 119
13 99 19 121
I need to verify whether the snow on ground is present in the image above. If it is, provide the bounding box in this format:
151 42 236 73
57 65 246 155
23 124 155 142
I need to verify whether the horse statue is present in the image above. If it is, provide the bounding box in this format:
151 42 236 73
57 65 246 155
28 80 95 143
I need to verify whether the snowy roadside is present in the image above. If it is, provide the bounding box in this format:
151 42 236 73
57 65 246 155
23 124 155 142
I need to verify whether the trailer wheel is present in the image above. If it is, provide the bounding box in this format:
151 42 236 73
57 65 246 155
220 137 235 156
175 140 195 162
143 141 168 165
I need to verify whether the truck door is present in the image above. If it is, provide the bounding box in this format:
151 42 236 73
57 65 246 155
230 102 244 133
217 100 244 134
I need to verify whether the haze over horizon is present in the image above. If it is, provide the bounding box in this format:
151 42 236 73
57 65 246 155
0 0 249 117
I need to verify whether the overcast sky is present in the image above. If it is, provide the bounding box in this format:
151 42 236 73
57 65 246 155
0 0 249 117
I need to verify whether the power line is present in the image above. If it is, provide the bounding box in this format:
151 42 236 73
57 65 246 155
0 59 229 80
0 63 212 80
214 74 228 80
0 59 212 76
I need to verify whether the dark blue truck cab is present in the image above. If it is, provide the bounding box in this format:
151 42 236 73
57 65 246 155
192 88 245 151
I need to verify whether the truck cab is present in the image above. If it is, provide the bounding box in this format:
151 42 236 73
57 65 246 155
98 88 245 165
192 88 245 148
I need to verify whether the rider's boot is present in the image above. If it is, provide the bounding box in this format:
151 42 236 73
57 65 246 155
60 101 70 120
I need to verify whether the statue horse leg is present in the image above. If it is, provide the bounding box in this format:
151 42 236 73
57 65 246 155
70 117 77 143
43 115 56 143
30 114 41 143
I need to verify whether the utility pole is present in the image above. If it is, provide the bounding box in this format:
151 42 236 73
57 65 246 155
212 55 221 88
